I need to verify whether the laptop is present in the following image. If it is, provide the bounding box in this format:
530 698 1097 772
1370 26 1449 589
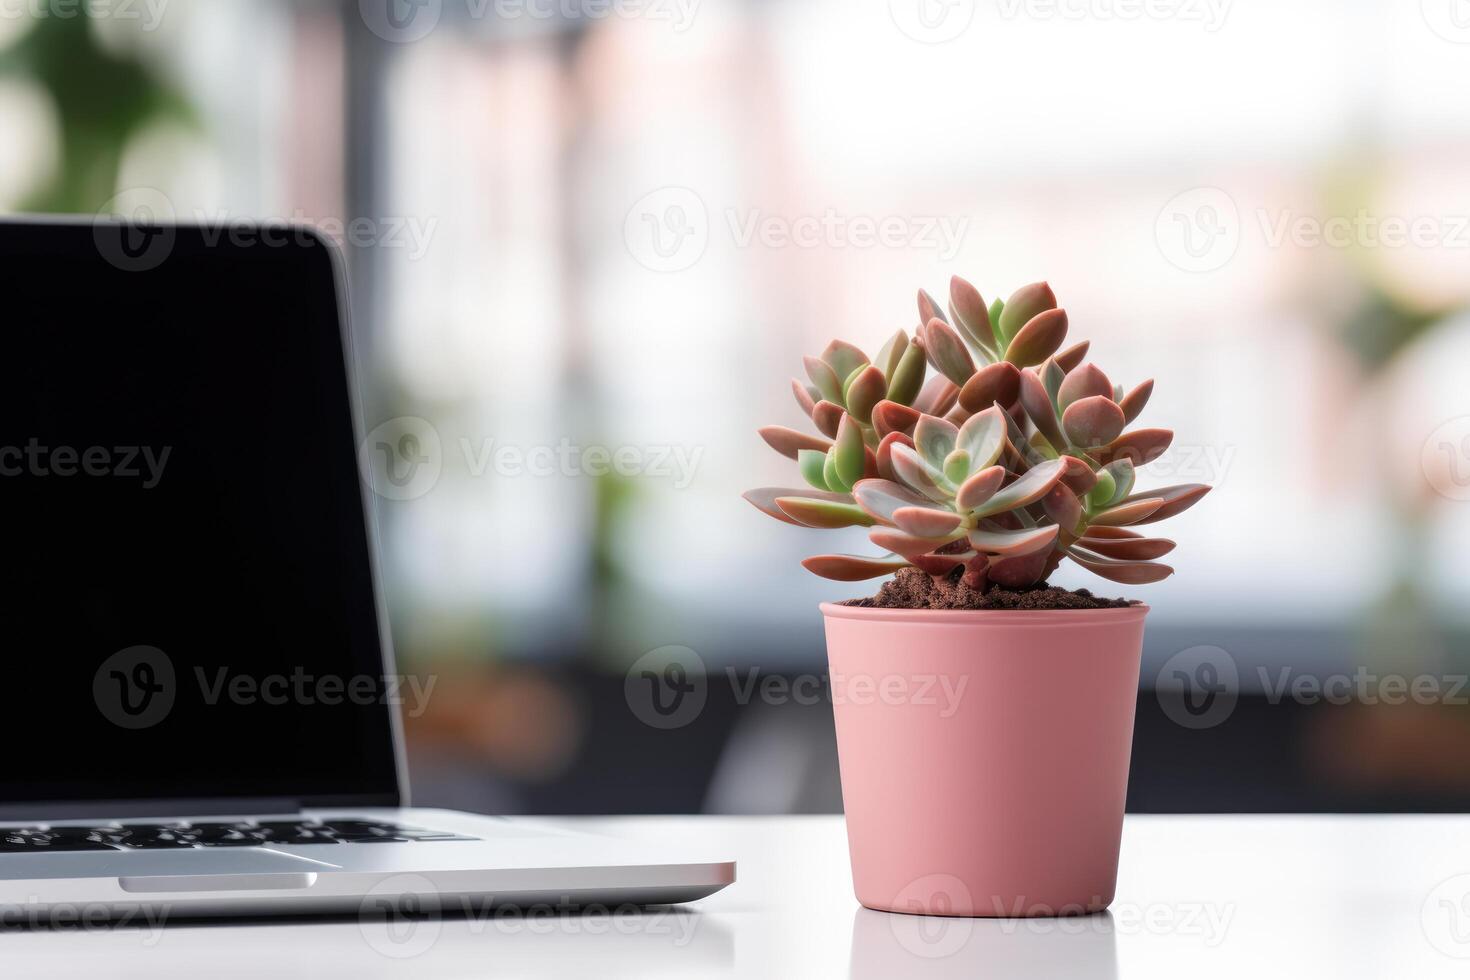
0 217 733 920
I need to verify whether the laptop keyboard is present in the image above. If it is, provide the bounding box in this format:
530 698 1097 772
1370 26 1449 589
0 819 477 852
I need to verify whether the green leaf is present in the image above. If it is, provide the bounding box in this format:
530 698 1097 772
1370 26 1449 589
823 448 845 493
832 415 866 490
775 497 876 529
1087 468 1117 510
943 449 971 485
886 343 927 406
799 449 829 491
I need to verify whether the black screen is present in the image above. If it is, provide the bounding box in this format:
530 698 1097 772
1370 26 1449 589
0 221 399 808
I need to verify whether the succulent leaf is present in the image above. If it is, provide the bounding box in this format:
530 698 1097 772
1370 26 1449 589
968 523 1059 557
972 458 1066 517
892 506 964 538
872 399 921 438
1098 428 1173 468
822 448 845 493
759 425 832 460
1117 483 1211 523
912 376 960 417
913 415 960 470
987 546 1052 588
1042 483 1084 533
917 288 947 325
798 449 830 491
958 361 1022 414
792 379 818 417
804 356 842 404
833 415 866 490
1061 395 1127 448
1055 340 1090 374
1042 358 1066 406
1004 308 1069 367
1077 534 1176 561
801 554 910 581
845 366 888 424
1099 459 1136 504
1057 363 1114 411
775 497 876 529
943 449 971 485
852 478 933 524
955 465 1006 511
920 317 977 386
743 486 850 525
950 275 998 354
811 400 844 439
1058 454 1099 495
1089 497 1165 527
875 330 909 381
874 431 914 483
997 282 1058 348
889 443 951 502
1119 379 1154 424
822 340 869 386
1019 369 1068 450
886 342 927 406
1087 468 1117 510
870 527 964 558
956 406 1007 470
1065 547 1174 584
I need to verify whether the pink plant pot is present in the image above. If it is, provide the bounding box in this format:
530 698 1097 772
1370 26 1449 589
820 602 1148 918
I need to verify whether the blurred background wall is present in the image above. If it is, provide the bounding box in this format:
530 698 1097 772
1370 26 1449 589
3 0 1470 813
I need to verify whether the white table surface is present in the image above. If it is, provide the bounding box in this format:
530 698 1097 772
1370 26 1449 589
5 814 1470 978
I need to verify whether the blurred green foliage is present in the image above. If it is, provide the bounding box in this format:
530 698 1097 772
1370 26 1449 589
0 13 192 213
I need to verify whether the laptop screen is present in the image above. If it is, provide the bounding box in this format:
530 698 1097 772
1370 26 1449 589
0 221 400 811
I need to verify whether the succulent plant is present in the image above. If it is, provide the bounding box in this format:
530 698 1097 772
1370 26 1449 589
745 276 1210 590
